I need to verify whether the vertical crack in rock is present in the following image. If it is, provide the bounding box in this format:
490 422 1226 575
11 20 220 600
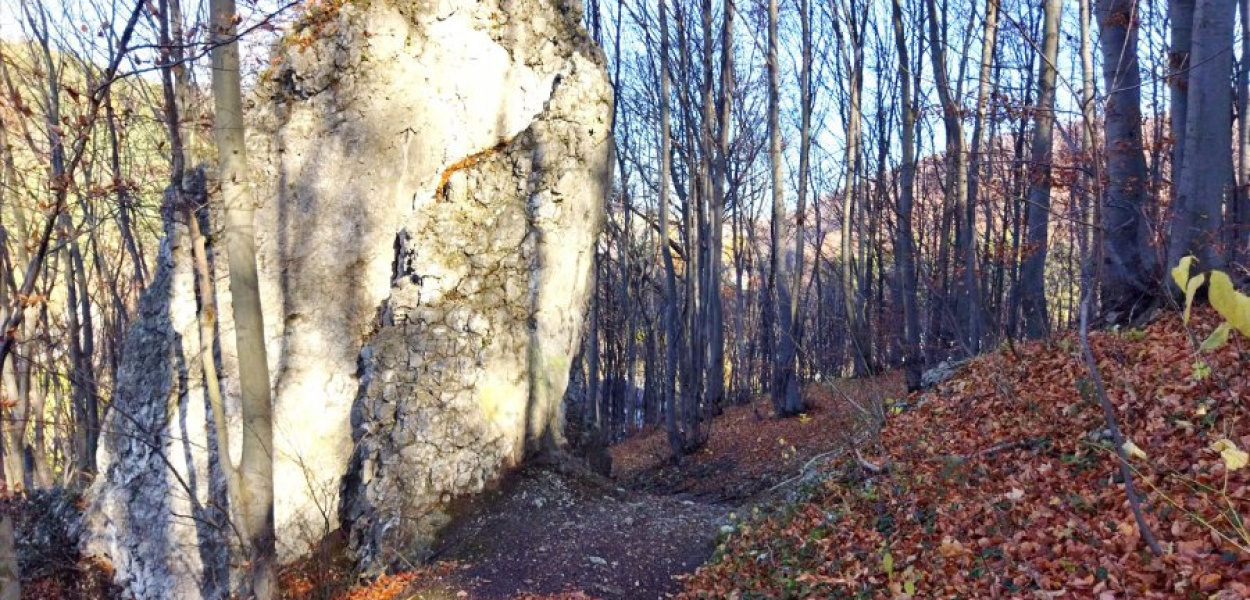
85 0 611 596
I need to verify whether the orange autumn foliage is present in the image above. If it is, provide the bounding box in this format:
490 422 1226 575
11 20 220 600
680 308 1248 598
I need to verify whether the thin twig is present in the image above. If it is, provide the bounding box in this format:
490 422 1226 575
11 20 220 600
762 445 850 496
1078 295 1164 556
853 448 887 474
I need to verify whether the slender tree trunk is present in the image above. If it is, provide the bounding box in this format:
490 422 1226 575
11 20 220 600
1169 0 1195 196
658 0 685 456
1005 42 1036 340
732 172 749 404
105 95 148 299
783 0 812 414
69 229 98 479
839 0 872 377
587 257 601 433
0 123 29 490
891 0 923 390
706 0 733 414
968 0 1000 345
1019 0 1062 339
209 0 276 594
767 0 799 416
1077 0 1100 300
57 223 90 482
1237 0 1250 266
925 0 978 355
699 0 721 417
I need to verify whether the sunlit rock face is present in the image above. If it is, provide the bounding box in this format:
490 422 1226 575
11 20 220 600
85 208 233 600
85 0 611 595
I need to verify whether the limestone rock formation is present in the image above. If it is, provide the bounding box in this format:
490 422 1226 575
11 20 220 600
85 0 611 596
85 206 233 600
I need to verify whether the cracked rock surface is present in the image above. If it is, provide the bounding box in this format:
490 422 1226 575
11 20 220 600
85 0 611 596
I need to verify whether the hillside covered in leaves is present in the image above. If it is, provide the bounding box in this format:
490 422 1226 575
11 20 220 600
680 308 1247 599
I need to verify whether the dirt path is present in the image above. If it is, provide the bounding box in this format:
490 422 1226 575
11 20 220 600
404 378 903 600
418 467 728 600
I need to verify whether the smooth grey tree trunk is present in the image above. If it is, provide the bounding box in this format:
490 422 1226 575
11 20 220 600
1238 0 1250 266
1097 0 1156 321
933 0 979 355
767 0 800 415
1167 0 1235 276
961 0 998 354
784 0 812 411
704 0 733 414
208 0 276 595
1019 0 1062 339
891 0 923 390
1078 0 1098 298
658 0 685 456
839 0 872 377
1169 0 1195 194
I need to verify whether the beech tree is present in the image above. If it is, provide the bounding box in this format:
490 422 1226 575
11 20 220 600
1097 0 1155 321
1167 0 1235 277
1018 0 1061 339
208 0 275 594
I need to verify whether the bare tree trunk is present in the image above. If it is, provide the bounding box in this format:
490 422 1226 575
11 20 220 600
156 0 246 524
1005 37 1037 340
1238 0 1250 267
0 120 27 491
1167 0 1234 276
768 0 799 416
586 261 601 433
925 0 978 355
891 0 923 390
208 0 276 594
1077 0 1099 301
58 218 90 482
1169 0 1195 194
837 0 872 376
965 0 998 350
71 233 99 479
658 0 685 456
105 94 148 299
704 0 733 414
698 0 717 418
1097 0 1156 321
784 0 812 411
1019 0 1062 339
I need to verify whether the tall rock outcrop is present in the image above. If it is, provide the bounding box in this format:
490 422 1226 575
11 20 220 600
85 0 612 596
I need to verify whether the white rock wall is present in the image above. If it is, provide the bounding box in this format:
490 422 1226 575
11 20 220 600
85 0 611 596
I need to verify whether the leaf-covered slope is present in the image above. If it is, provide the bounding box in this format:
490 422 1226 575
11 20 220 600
681 309 1248 599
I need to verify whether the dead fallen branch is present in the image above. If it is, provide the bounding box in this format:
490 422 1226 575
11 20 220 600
1078 295 1164 557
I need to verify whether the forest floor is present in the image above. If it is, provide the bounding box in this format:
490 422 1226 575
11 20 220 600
329 307 1249 600
28 309 1245 599
14 370 901 600
679 307 1248 598
322 376 905 600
